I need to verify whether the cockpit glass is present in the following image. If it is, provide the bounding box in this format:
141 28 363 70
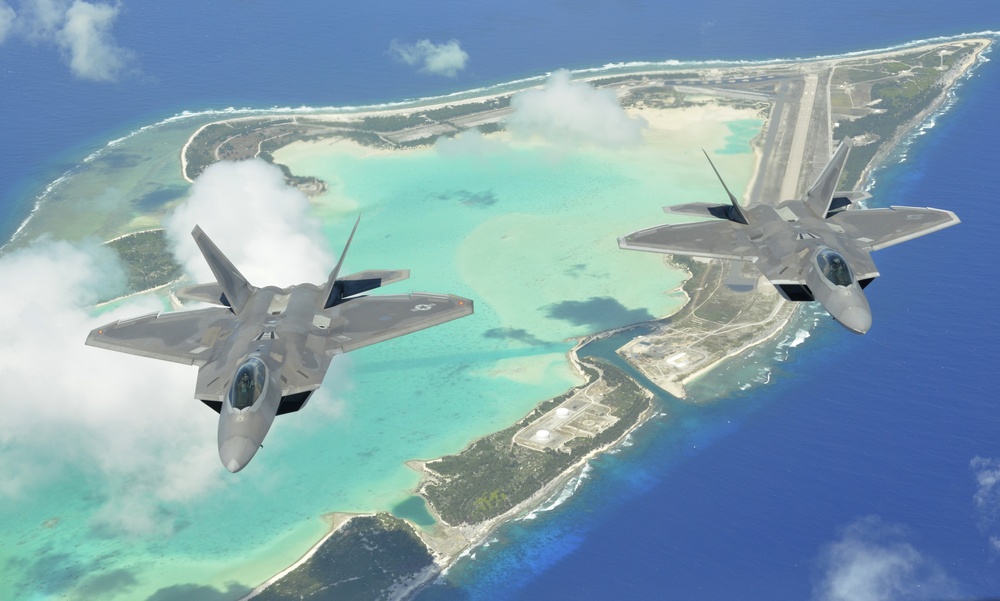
230 357 266 409
816 248 853 287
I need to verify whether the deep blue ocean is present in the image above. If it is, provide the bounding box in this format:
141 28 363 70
2 2 999 599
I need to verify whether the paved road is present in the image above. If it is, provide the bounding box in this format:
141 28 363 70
749 79 789 205
779 73 819 200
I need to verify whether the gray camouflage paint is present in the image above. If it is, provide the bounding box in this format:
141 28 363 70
619 139 959 334
86 221 473 472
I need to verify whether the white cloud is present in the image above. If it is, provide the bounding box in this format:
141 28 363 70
1 0 132 81
506 69 647 148
57 0 131 81
813 516 957 601
389 38 469 77
0 2 15 44
0 161 347 536
164 159 335 288
434 128 504 157
971 456 1000 549
971 456 1000 514
0 240 222 535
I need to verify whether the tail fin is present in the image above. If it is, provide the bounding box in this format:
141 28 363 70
321 216 361 309
191 226 254 314
702 150 749 225
805 139 852 218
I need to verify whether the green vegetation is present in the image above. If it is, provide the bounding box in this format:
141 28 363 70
836 83 942 187
591 72 702 87
105 229 183 296
621 87 684 109
184 118 297 179
360 114 427 132
477 122 505 135
254 514 434 601
422 359 650 525
834 43 979 187
338 130 394 148
421 97 510 121
182 96 518 180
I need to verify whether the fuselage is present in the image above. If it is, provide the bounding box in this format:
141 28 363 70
207 283 329 472
743 200 874 334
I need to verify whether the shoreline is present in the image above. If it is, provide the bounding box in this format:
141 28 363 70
239 512 365 601
406 352 658 572
6 33 995 250
852 34 992 189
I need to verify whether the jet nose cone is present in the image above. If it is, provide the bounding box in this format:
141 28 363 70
838 305 872 335
219 436 259 473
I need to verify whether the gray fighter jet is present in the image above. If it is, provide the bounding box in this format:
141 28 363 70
86 219 473 472
619 140 959 334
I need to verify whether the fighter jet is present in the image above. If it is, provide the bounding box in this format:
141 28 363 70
86 219 473 472
618 139 959 334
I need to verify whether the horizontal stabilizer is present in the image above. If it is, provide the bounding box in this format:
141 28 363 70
827 190 873 217
192 226 255 314
663 202 737 219
619 220 758 262
338 269 410 299
176 282 228 306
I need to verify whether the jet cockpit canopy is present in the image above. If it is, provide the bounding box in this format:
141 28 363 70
816 248 853 287
229 356 267 410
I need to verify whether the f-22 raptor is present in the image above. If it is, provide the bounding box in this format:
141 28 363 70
619 139 959 334
86 220 473 472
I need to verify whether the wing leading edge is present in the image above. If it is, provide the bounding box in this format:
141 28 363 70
85 307 237 366
326 293 474 353
828 206 961 251
618 220 758 262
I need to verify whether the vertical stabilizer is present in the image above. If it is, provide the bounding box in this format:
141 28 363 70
702 150 750 225
805 139 852 218
191 226 255 314
321 216 361 309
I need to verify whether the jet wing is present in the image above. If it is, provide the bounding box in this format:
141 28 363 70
618 220 758 261
242 293 473 398
325 293 474 353
85 307 238 366
828 206 960 251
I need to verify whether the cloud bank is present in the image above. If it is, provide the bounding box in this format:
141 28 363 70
971 456 1000 552
0 159 345 536
1 0 132 81
165 159 334 288
813 516 957 601
0 240 221 534
506 69 647 148
389 38 468 77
